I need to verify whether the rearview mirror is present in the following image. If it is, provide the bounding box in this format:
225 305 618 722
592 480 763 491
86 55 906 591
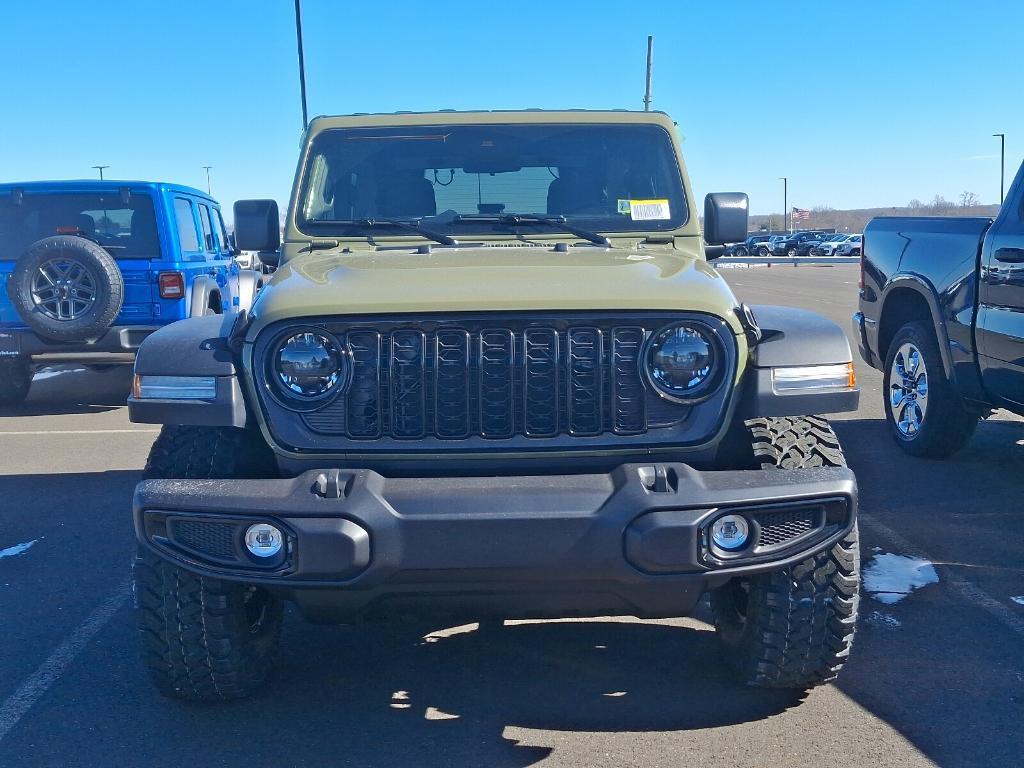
234 199 281 253
703 192 749 249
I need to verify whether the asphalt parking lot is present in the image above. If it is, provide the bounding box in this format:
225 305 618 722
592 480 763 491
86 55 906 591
0 264 1021 768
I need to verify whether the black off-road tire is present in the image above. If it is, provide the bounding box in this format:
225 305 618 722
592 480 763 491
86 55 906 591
0 356 32 406
7 236 124 342
710 416 860 689
142 425 277 480
883 321 977 458
133 425 281 701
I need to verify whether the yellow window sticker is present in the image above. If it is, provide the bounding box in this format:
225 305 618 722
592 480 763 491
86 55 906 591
628 199 671 221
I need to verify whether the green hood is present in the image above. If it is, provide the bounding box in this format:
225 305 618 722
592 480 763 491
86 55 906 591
247 240 743 338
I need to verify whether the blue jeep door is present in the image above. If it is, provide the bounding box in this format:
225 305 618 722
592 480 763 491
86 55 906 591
171 196 213 317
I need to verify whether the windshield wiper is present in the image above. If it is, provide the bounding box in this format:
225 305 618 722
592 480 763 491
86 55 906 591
453 214 611 247
351 218 458 247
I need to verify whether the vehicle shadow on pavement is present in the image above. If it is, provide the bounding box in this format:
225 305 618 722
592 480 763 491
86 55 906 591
137 620 805 768
0 366 132 417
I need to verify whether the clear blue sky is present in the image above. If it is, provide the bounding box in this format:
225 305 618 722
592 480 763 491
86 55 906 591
2 0 1020 218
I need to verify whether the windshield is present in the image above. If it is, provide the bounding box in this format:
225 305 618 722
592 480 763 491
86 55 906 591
0 191 160 258
296 123 688 238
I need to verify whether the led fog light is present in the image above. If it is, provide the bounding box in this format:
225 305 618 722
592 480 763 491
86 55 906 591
244 523 283 558
711 514 749 551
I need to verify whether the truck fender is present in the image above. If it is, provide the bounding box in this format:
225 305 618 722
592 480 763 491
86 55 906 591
740 304 859 417
877 275 954 378
128 314 248 428
188 276 222 318
234 269 265 313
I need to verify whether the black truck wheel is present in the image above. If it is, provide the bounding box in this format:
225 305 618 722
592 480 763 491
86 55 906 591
883 321 977 457
7 236 123 343
133 426 280 701
710 416 860 689
0 357 32 406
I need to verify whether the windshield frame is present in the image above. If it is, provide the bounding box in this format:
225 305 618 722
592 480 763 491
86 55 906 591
291 121 690 242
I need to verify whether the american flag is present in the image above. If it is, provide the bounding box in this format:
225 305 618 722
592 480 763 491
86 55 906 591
792 207 810 222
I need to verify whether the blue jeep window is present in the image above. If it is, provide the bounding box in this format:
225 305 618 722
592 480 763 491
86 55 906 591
174 198 201 253
198 204 215 252
213 208 229 253
0 192 160 258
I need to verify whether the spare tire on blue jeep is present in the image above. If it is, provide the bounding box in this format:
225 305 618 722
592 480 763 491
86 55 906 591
6 235 124 343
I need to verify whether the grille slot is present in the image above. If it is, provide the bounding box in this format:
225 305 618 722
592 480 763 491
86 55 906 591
170 520 237 559
756 509 816 548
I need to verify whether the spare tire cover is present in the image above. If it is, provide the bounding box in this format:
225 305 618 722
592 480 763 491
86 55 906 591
6 235 124 343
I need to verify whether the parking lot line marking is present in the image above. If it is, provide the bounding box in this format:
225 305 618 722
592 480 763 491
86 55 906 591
861 513 1024 639
0 429 160 436
0 580 130 744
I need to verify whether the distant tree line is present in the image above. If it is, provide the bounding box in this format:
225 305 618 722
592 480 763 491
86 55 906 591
749 193 999 234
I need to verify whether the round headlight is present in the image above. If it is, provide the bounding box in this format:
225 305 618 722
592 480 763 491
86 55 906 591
272 330 347 406
645 323 719 402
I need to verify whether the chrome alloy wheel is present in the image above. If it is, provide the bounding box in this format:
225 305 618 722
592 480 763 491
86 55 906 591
31 258 97 321
889 342 929 437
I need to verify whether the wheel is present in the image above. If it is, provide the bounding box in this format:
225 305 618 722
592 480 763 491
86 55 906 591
0 356 32 406
734 246 748 257
756 246 769 257
710 416 859 689
133 426 281 701
787 247 797 257
883 321 976 457
6 236 124 342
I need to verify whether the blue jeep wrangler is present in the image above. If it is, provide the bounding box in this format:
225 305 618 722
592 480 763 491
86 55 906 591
0 180 262 405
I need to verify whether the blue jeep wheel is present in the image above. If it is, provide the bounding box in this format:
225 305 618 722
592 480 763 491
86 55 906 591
7 235 124 343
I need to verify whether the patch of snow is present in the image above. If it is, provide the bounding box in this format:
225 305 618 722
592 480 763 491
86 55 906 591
863 552 938 604
0 540 38 559
1011 596 1024 606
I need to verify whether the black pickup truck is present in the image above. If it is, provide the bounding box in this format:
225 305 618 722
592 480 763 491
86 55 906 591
853 161 1024 457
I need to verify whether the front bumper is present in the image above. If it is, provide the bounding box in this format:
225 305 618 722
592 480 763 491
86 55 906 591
134 462 857 623
0 325 160 363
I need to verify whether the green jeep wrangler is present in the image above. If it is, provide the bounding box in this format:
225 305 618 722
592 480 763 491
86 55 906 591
128 110 861 701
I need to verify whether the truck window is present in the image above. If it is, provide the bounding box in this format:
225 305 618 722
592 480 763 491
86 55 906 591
198 203 215 252
174 198 201 253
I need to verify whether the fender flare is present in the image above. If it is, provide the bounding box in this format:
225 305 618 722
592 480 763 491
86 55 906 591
188 276 222 318
129 314 248 428
740 305 859 418
877 275 954 378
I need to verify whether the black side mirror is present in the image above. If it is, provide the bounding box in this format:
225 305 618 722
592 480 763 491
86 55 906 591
703 193 749 251
234 199 281 253
226 231 241 256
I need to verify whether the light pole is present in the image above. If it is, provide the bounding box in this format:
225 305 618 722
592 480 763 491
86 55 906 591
202 166 213 195
92 165 109 180
993 133 1005 204
779 177 788 233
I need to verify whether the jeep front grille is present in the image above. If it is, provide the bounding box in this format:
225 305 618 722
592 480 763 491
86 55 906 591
253 313 735 451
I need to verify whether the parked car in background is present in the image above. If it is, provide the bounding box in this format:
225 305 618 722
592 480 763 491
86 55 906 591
773 231 826 257
854 160 1024 457
0 180 263 406
741 233 770 257
836 235 862 256
761 235 787 256
810 233 854 257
